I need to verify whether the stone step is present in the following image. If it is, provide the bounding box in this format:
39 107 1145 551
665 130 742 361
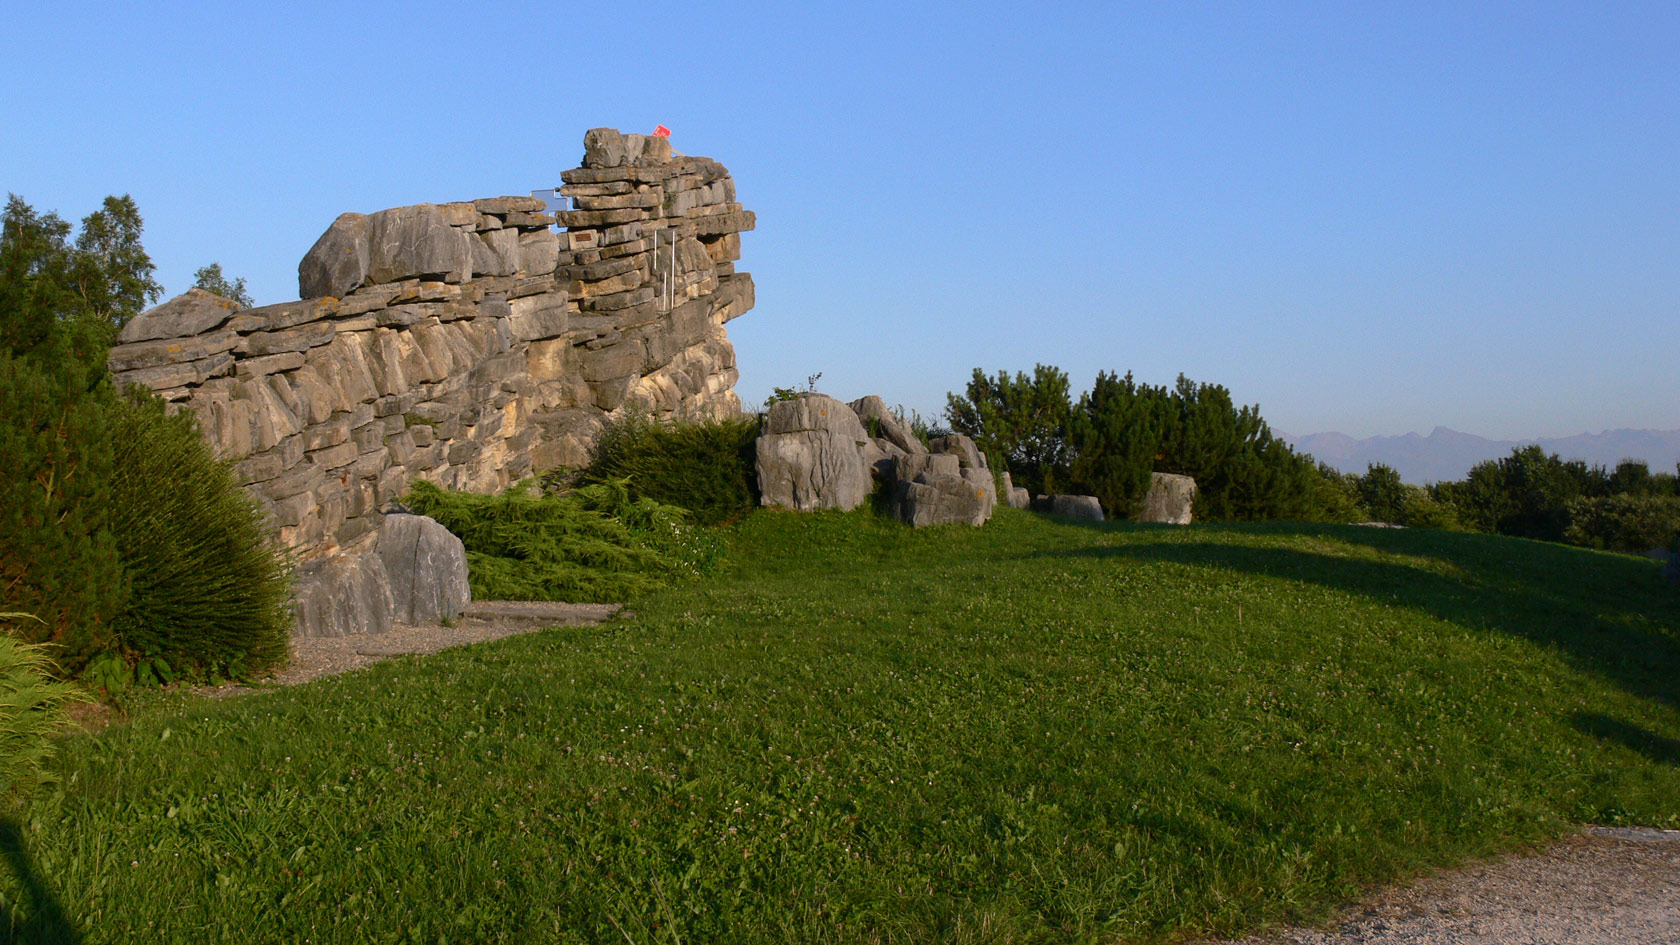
461 600 624 626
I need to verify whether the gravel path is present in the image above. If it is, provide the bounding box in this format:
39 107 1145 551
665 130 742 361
1214 826 1680 945
197 601 624 694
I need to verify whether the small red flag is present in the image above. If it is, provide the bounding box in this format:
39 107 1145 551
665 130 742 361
653 125 672 138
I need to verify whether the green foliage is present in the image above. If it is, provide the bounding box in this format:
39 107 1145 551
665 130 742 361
0 351 125 672
762 372 824 411
585 412 761 525
1355 463 1408 523
1 193 163 676
106 387 292 677
945 364 1073 494
191 262 252 309
403 478 720 603
0 629 88 801
1563 494 1680 553
949 365 1350 522
1435 446 1606 541
1068 371 1164 516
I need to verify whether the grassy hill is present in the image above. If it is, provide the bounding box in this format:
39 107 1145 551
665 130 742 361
6 509 1678 943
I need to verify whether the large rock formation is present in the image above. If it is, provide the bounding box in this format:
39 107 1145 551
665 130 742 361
754 395 997 527
109 128 755 636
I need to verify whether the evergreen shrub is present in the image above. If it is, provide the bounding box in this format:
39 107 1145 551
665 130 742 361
585 413 761 525
0 353 125 673
404 478 721 603
106 387 292 677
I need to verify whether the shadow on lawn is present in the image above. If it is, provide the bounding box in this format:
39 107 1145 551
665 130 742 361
0 819 82 944
1570 712 1680 766
1045 527 1680 715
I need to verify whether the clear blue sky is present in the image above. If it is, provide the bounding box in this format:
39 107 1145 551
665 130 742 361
4 1 1675 439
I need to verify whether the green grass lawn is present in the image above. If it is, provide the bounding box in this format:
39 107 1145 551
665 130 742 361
5 509 1679 943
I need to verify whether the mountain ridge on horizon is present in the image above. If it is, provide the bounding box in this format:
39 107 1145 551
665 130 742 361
1282 426 1680 484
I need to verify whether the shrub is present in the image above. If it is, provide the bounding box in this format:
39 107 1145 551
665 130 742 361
0 626 89 801
585 413 761 525
106 387 292 678
404 478 721 603
0 353 125 673
1563 494 1680 553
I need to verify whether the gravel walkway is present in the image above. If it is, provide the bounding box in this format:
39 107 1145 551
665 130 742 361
1214 826 1680 945
198 601 624 694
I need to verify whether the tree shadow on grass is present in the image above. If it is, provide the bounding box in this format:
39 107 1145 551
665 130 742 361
1041 529 1680 714
0 819 82 944
1570 712 1680 765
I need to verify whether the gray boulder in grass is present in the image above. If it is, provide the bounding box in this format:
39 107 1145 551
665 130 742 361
1138 473 1197 525
1044 494 1104 521
755 393 872 511
377 513 471 624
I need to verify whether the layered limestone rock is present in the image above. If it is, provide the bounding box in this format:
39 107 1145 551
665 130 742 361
887 433 996 528
108 128 755 636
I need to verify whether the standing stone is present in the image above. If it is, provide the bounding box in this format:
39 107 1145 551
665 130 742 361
299 212 371 299
375 513 470 624
1139 473 1197 525
754 394 871 511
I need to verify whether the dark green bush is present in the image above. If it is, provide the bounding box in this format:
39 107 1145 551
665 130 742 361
0 352 125 673
584 413 761 525
106 387 292 677
403 478 721 603
1563 494 1680 553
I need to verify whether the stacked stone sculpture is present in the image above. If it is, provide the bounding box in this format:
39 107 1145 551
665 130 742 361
106 128 755 636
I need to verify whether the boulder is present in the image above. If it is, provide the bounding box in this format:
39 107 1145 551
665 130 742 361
292 552 394 638
376 513 470 624
928 434 986 470
755 393 871 511
885 450 995 528
1044 494 1104 521
366 205 471 285
1139 473 1197 525
894 474 992 528
848 395 927 456
299 212 371 299
583 127 628 168
119 288 241 343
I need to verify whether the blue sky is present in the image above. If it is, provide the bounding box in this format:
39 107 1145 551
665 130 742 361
4 1 1675 439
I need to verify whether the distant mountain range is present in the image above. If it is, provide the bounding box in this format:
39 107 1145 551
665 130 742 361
1282 427 1680 484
